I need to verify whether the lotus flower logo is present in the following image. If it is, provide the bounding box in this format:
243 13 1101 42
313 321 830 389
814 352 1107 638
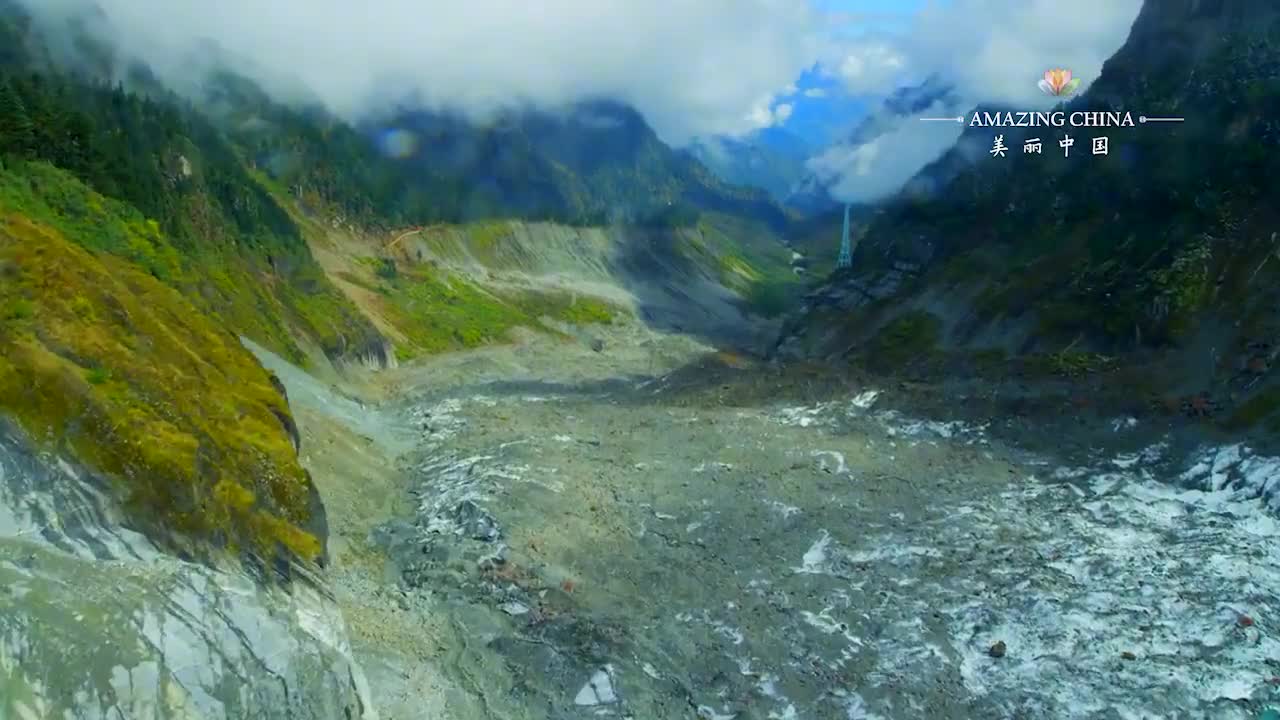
1038 68 1081 97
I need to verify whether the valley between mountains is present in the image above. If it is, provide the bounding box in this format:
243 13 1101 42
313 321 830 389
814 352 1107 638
4 0 1280 717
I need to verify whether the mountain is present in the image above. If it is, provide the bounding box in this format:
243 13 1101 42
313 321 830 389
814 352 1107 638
196 70 790 231
786 76 964 214
776 0 1280 434
687 126 812 202
0 0 805 560
0 1 814 713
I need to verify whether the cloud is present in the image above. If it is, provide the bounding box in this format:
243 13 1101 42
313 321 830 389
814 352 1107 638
818 0 1142 202
912 0 1144 108
824 0 1143 105
833 40 909 95
803 88 828 98
25 0 828 146
805 100 965 204
746 97 797 130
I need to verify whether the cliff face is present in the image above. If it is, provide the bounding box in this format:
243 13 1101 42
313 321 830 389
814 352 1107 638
0 420 372 719
775 0 1280 435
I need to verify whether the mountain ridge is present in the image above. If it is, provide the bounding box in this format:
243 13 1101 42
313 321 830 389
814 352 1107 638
775 0 1280 438
0 0 805 573
687 126 812 203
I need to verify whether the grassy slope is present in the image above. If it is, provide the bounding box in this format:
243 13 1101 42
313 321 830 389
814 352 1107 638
283 185 800 361
685 212 806 317
0 164 321 562
0 1 799 567
2 161 380 368
0 154 798 567
264 186 625 361
338 256 618 361
0 162 628 564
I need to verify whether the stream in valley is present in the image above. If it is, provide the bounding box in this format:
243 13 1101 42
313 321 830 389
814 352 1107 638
252 320 1280 720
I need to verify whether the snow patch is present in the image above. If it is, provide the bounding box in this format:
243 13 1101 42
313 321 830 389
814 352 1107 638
573 666 618 706
793 531 832 574
850 390 880 409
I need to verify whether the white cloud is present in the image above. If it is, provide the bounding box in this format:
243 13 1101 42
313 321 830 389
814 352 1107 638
805 101 965 204
912 0 1144 108
817 0 1142 203
27 0 828 146
833 41 909 95
744 96 796 130
803 88 828 98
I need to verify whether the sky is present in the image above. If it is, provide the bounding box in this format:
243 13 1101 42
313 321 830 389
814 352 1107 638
27 0 1144 204
800 0 1144 202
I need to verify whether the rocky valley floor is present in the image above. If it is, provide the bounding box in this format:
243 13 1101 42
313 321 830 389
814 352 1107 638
253 317 1280 720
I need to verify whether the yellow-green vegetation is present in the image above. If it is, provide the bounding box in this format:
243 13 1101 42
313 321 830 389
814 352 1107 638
370 262 617 360
382 269 520 356
685 213 803 318
465 220 517 263
0 161 381 368
0 212 321 563
863 310 942 370
400 221 535 270
718 253 762 284
518 290 616 325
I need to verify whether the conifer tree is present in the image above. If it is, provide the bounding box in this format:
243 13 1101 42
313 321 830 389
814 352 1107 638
0 80 34 156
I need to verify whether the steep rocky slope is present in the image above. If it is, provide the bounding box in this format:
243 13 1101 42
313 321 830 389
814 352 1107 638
776 0 1280 440
0 170 373 716
0 0 797 555
0 2 803 715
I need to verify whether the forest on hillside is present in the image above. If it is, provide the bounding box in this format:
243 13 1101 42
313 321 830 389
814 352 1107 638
846 29 1280 352
0 0 789 235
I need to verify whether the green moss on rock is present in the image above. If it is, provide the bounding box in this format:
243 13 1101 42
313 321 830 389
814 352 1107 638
0 212 321 563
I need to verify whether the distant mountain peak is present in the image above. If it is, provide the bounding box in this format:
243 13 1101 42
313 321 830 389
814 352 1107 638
786 76 965 214
688 126 812 203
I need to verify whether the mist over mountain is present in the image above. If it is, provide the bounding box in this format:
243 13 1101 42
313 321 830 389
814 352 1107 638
803 0 1143 206
7 1 1280 718
779 0 1280 422
787 76 965 212
18 0 821 146
13 0 1152 214
687 126 812 202
2 0 800 233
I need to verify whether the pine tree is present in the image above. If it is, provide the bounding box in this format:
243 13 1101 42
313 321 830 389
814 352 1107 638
0 80 34 156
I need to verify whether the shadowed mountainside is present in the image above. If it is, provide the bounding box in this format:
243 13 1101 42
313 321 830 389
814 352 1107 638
776 0 1280 439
